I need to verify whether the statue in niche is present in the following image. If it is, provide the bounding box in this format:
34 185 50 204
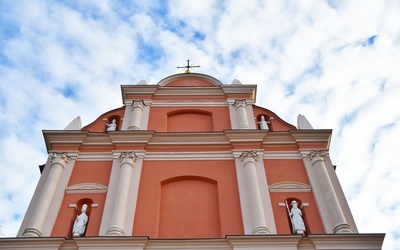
289 200 306 234
106 119 117 131
72 204 88 237
257 115 270 130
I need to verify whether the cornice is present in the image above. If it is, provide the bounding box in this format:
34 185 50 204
43 130 89 152
290 129 332 147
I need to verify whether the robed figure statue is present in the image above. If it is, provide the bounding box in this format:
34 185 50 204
72 204 88 237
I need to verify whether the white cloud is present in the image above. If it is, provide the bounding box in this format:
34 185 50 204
0 0 399 248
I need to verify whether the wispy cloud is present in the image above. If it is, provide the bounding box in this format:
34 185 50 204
0 0 399 247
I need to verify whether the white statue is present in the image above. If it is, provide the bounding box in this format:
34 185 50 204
72 204 88 237
258 115 270 130
106 119 117 131
290 200 306 234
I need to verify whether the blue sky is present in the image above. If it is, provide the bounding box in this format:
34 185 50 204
0 0 399 248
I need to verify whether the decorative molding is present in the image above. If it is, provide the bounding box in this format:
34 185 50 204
239 151 259 161
131 100 145 110
269 181 312 192
307 150 327 161
65 183 108 194
119 152 138 162
233 99 247 109
150 101 228 107
144 151 234 161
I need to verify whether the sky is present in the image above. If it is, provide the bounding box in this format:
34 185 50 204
0 0 399 248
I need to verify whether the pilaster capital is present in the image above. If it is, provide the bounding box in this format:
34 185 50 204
131 100 145 110
233 99 247 109
119 152 138 166
306 150 326 161
239 150 259 162
49 152 71 168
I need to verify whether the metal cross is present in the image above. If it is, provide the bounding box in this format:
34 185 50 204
176 59 200 73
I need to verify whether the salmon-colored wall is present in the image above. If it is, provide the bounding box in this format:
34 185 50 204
264 159 310 185
82 107 125 132
167 111 213 132
51 161 112 237
253 106 296 131
264 159 324 234
51 193 106 237
132 160 243 238
270 192 325 234
148 107 231 132
158 178 221 238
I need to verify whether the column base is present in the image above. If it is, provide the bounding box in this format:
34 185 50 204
22 228 42 237
333 223 353 233
252 226 270 235
106 226 125 236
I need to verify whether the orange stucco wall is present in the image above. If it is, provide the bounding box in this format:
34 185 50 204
148 107 231 132
132 160 243 238
264 159 324 234
51 161 112 237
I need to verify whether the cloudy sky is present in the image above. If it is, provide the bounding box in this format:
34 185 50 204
0 0 399 248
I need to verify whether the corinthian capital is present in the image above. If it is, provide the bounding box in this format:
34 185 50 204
131 100 145 110
307 150 326 161
119 152 138 162
49 152 71 168
233 99 247 109
239 151 259 161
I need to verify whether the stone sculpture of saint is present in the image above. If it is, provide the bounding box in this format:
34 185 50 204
258 115 270 130
290 200 306 234
106 119 117 131
72 204 88 237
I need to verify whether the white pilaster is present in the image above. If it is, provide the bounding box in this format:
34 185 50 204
128 100 145 130
236 151 270 234
234 99 249 129
22 153 70 237
106 152 137 236
304 150 352 233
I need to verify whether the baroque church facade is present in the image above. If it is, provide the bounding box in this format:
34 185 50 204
1 72 384 249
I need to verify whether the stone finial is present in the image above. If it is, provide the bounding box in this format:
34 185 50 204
297 114 314 129
137 80 147 85
231 79 242 85
64 116 82 130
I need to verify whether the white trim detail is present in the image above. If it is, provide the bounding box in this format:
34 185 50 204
65 183 108 194
269 181 312 193
144 151 234 160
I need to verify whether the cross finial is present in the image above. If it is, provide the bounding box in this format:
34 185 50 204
176 59 200 73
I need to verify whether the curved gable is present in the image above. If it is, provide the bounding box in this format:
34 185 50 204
157 73 222 87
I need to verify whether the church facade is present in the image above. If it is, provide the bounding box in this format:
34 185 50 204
2 73 384 249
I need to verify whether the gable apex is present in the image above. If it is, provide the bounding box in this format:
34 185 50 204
157 73 222 87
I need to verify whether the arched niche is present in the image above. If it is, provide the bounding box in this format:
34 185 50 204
105 115 121 132
284 197 308 235
70 198 93 238
167 110 213 132
158 176 221 238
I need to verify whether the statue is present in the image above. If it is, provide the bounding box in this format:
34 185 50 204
106 119 117 131
258 115 270 130
72 204 88 237
289 200 306 234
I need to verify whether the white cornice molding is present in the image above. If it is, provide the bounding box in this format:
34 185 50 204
150 100 228 107
75 152 113 161
263 151 302 159
65 183 108 194
144 151 234 161
269 181 312 192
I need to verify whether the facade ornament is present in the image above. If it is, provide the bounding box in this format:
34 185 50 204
287 200 306 234
106 119 117 131
128 100 145 130
119 152 138 163
49 152 71 168
239 151 259 162
233 99 247 109
72 204 88 237
131 100 145 110
257 115 271 130
307 150 326 161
